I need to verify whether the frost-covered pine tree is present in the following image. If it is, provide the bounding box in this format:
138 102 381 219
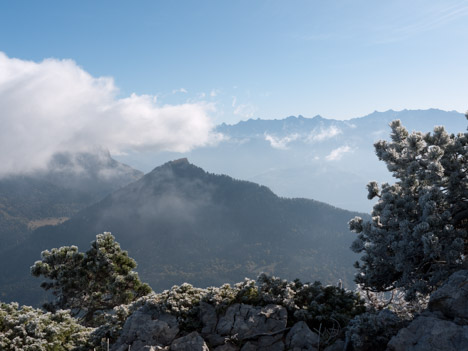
349 113 468 300
31 232 151 326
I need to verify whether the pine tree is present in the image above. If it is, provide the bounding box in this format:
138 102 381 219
349 114 468 300
31 232 151 326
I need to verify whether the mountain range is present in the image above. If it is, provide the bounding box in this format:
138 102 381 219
115 109 467 212
2 108 466 307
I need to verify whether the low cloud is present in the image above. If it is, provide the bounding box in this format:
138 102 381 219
233 103 256 118
264 133 300 150
0 53 219 176
172 88 188 94
325 146 352 161
307 126 342 142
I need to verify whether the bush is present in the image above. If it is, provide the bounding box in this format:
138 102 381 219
350 116 468 300
345 309 408 351
94 274 366 346
0 302 92 351
31 232 151 326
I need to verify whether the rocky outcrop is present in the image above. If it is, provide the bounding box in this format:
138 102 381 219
111 308 179 351
387 270 468 351
171 332 209 351
110 270 468 351
111 302 335 351
285 321 319 351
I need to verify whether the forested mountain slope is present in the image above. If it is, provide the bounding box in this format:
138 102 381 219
1 159 365 306
0 149 142 252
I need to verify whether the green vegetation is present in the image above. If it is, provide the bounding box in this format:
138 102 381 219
31 233 151 327
350 115 468 299
90 273 365 348
0 302 92 351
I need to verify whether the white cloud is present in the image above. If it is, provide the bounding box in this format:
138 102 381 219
233 103 256 118
307 126 342 142
264 133 299 150
325 145 352 161
172 87 188 94
210 89 219 97
0 52 219 176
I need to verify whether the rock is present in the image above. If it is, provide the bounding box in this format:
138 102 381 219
386 314 468 351
240 337 284 351
239 342 257 351
386 270 468 350
429 270 468 323
170 332 209 351
216 303 287 340
323 340 345 351
256 334 284 350
285 321 319 350
238 334 284 351
213 344 239 351
204 333 226 347
200 302 218 335
111 308 179 351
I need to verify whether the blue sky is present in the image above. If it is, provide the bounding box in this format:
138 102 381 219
1 0 468 126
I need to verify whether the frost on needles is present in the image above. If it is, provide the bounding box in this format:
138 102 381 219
349 114 468 300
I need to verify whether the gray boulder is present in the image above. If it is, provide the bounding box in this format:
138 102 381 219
429 270 468 323
216 303 287 340
323 340 345 351
387 270 468 351
285 321 319 351
240 334 284 351
111 308 179 351
213 344 239 351
200 302 218 335
387 314 468 351
170 332 209 351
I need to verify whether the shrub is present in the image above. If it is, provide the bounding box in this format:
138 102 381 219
0 302 92 351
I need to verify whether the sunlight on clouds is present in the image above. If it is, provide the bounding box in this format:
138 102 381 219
264 133 300 150
325 146 352 161
307 126 342 142
0 52 219 176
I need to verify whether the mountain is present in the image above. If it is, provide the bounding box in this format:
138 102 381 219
0 149 143 253
114 109 467 212
0 159 365 306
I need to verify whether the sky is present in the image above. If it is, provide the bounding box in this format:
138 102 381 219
0 0 468 174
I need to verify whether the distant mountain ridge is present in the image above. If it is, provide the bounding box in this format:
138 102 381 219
0 159 365 306
116 109 467 212
217 109 464 136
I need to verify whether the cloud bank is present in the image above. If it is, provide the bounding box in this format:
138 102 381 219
0 52 218 175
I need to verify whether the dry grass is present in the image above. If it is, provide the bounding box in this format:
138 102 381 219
28 217 69 230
